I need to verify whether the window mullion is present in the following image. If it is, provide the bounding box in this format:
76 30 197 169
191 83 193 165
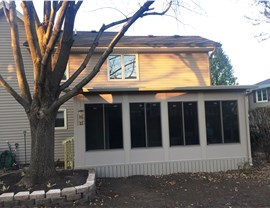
103 104 106 149
182 102 186 145
144 103 148 147
121 55 124 80
220 101 224 143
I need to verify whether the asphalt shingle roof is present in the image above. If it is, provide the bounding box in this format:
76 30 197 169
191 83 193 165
72 31 221 48
255 78 270 86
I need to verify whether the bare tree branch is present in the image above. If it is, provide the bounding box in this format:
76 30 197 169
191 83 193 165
51 1 159 111
51 2 81 92
7 1 32 103
38 1 70 97
44 1 59 46
2 1 11 25
21 1 42 97
60 1 172 92
0 75 29 111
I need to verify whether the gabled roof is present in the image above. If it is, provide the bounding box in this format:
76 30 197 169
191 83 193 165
255 78 270 86
0 1 24 20
252 78 270 91
72 31 220 50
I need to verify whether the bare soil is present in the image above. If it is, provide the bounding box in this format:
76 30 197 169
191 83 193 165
1 161 270 207
89 162 270 208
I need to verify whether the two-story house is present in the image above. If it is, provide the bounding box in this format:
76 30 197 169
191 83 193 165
1 3 253 177
70 32 253 177
249 78 270 110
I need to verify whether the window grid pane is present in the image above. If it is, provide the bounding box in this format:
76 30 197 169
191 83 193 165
168 102 184 146
222 101 240 143
109 55 122 79
146 103 162 147
130 103 146 148
55 111 65 128
205 101 223 144
124 55 137 79
183 102 199 145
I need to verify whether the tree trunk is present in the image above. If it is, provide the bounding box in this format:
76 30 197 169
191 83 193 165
20 110 57 186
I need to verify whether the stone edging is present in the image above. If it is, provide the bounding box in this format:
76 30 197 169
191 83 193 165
0 169 95 207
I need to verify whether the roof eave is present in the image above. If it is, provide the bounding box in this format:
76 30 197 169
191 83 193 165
71 46 215 53
81 85 255 94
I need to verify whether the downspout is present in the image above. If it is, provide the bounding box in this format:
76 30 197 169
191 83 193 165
244 90 253 166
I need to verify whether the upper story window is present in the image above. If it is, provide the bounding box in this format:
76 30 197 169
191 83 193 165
108 55 138 80
256 89 268 102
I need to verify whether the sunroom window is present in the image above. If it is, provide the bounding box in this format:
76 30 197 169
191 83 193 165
130 103 162 148
108 55 137 80
168 102 199 146
205 100 239 144
85 104 123 151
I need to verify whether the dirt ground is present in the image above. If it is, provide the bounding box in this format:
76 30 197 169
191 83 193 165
89 162 270 208
1 162 270 207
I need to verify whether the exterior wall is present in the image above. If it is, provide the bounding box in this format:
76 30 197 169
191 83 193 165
0 13 73 163
69 52 211 89
73 91 251 177
249 87 270 110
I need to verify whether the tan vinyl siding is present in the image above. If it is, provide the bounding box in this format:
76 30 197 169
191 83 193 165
0 13 73 164
69 52 211 89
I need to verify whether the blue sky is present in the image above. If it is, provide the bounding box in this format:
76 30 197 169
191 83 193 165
31 0 270 85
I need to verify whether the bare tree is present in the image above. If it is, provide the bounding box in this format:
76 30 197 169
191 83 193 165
249 107 270 162
246 0 270 41
0 0 171 186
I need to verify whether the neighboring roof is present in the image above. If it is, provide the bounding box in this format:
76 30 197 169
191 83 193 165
255 78 270 86
82 85 255 94
72 31 221 50
0 1 24 21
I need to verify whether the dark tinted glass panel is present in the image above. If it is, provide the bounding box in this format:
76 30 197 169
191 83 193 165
222 101 239 143
130 103 146 148
168 102 184 145
104 104 123 149
55 111 65 128
205 101 222 144
184 102 199 145
146 103 162 147
85 104 104 150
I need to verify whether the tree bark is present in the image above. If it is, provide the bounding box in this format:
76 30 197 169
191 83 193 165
20 110 57 186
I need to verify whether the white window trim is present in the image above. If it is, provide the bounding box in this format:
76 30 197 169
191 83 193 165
55 109 67 130
107 54 139 81
256 89 268 103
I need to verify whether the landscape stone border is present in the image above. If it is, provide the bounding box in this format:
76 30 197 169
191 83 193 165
0 169 95 207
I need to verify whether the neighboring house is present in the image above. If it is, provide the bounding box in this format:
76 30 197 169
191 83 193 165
249 78 270 110
70 32 253 177
0 3 253 177
0 3 74 164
